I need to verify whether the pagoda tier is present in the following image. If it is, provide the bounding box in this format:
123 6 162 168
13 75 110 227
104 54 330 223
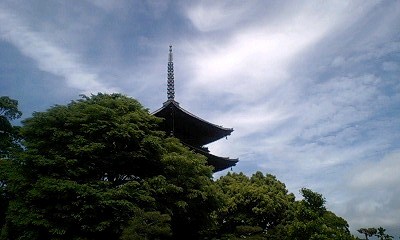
183 143 238 172
153 100 233 146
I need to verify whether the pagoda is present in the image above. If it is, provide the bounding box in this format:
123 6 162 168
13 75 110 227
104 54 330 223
153 46 238 172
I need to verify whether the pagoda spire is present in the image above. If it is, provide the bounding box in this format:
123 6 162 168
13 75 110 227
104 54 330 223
167 45 175 101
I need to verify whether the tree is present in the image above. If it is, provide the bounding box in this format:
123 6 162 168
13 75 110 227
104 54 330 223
119 209 172 240
157 138 220 239
375 227 394 240
214 172 295 239
0 96 22 234
273 188 356 240
357 228 377 240
1 93 218 240
0 96 22 158
0 97 22 120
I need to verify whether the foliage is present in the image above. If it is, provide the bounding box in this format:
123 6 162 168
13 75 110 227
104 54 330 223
358 228 378 240
158 138 219 239
120 209 171 240
1 94 218 240
0 96 22 234
375 227 394 240
212 174 355 240
0 96 22 158
357 227 394 240
19 93 165 183
274 188 355 240
214 171 295 239
0 96 22 121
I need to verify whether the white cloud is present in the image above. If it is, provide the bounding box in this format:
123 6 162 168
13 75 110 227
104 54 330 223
0 6 118 94
182 2 396 188
350 151 400 188
297 75 381 138
89 0 128 12
341 151 400 231
331 56 346 67
183 1 380 103
382 61 399 72
186 1 252 32
208 72 384 170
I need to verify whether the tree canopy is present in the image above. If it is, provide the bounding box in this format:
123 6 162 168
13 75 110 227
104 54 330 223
1 94 218 240
357 227 394 240
214 172 295 238
0 96 22 121
213 173 355 240
0 96 22 158
0 96 23 232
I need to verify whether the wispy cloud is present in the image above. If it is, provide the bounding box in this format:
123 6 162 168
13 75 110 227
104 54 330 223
342 151 400 230
182 1 380 106
186 1 253 32
0 6 118 94
182 1 383 148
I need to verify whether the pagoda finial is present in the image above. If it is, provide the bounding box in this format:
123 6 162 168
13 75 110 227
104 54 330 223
167 45 175 101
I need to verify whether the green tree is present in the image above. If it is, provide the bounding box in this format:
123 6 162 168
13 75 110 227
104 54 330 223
157 138 220 239
272 188 355 240
120 209 172 240
0 97 22 120
374 227 394 240
358 228 377 240
0 96 22 234
214 172 295 239
0 96 22 158
2 93 218 240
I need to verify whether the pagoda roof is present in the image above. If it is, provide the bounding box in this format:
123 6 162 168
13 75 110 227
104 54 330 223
153 100 233 146
184 144 238 172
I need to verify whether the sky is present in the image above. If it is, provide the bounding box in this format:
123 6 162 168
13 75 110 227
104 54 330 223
0 0 399 237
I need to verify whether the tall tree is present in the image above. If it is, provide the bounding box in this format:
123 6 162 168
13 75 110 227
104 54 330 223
358 228 377 240
213 174 355 240
278 188 355 240
0 96 22 120
154 137 219 239
0 96 22 234
214 171 295 239
2 93 218 240
375 227 394 240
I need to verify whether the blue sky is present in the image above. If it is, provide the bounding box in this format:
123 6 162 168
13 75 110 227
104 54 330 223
1 0 399 236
